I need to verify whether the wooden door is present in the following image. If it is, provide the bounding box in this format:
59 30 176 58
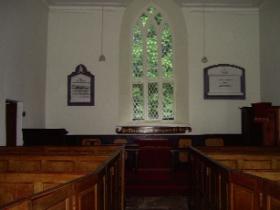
6 100 17 146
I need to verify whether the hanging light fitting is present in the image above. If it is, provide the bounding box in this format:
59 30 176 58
201 0 208 63
99 7 106 62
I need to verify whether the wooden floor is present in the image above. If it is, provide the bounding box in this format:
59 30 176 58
125 196 189 210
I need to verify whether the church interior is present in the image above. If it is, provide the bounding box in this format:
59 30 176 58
0 0 280 209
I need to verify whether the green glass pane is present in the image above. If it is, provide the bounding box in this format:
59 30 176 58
162 83 174 120
161 23 173 79
147 7 155 14
146 25 158 79
148 83 159 119
132 84 144 120
132 24 144 78
140 13 148 27
154 13 162 25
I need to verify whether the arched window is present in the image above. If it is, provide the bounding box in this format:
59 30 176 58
119 0 188 126
131 6 175 121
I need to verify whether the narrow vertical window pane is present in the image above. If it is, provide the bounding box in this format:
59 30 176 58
147 7 155 14
140 13 148 27
162 83 174 120
147 25 158 79
154 13 162 25
161 23 173 79
132 24 144 79
132 84 144 120
148 83 159 119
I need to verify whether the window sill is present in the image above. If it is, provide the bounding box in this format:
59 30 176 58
115 125 191 134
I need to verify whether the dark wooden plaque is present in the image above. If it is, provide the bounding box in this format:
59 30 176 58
68 64 95 106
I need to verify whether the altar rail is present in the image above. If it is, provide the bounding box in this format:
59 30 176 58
0 146 125 210
188 147 280 210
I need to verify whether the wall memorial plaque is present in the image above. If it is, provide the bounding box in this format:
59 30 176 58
68 64 95 106
204 64 245 99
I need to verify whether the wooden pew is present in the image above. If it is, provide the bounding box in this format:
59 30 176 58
0 155 109 173
229 170 280 210
2 172 101 210
0 146 125 210
245 171 280 182
188 146 280 210
0 145 121 155
0 172 82 205
198 146 280 170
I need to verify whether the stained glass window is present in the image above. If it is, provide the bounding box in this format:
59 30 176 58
131 6 175 121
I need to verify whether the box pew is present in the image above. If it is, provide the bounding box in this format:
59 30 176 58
245 171 280 182
229 170 280 210
0 155 109 173
2 171 101 210
0 146 121 156
198 146 280 171
189 146 280 210
0 146 124 210
0 172 83 206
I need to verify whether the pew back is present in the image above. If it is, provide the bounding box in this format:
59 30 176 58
0 146 125 210
198 146 280 170
0 172 82 206
189 146 280 210
0 155 108 173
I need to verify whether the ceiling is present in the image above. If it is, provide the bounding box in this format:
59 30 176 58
45 0 264 8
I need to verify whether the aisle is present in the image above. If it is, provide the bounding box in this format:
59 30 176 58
125 196 189 210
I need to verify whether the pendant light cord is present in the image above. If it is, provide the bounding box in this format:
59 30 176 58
202 2 206 57
99 7 106 61
100 7 104 55
201 0 208 63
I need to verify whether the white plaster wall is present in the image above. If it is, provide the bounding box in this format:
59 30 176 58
185 8 260 134
46 6 260 135
0 0 48 145
260 0 280 104
46 7 123 134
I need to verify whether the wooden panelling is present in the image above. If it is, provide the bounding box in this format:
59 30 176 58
242 160 272 170
205 150 280 171
189 146 280 210
0 146 125 210
32 185 73 210
43 160 75 173
231 183 257 210
9 160 41 172
76 161 100 172
268 197 280 210
218 160 238 169
0 173 82 206
2 200 31 210
0 160 8 171
0 155 109 173
245 171 280 182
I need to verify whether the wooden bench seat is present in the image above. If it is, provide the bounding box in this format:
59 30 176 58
0 146 125 210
